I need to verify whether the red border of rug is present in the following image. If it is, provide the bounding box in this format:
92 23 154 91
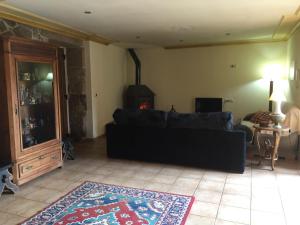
19 180 195 225
179 193 195 225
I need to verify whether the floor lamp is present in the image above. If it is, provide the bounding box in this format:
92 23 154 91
269 80 273 112
264 64 283 112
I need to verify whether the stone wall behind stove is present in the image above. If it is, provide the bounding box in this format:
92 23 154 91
0 19 87 140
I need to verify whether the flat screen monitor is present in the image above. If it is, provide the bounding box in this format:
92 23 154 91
195 98 223 113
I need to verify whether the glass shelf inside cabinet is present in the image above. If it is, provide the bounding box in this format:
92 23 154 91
17 61 56 149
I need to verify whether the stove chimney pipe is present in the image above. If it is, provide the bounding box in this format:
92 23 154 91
128 48 141 85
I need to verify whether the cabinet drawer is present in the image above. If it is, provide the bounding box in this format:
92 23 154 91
19 150 61 177
20 158 39 175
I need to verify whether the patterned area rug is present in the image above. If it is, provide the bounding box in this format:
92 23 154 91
21 181 194 225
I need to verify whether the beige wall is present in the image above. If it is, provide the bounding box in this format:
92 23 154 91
83 37 294 137
128 42 289 121
287 27 300 107
85 41 127 138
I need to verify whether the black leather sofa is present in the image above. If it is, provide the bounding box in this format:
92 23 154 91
106 109 246 173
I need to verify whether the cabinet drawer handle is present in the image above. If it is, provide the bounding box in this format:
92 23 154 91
25 165 33 170
38 155 46 160
51 156 58 160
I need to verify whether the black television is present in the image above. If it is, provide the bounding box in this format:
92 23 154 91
195 98 223 113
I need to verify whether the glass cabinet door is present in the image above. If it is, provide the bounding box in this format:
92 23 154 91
17 61 56 149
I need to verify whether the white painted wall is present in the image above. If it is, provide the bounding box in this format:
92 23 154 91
287 27 300 107
85 41 127 138
127 42 289 121
83 38 296 138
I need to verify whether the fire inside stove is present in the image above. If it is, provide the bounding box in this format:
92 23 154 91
139 102 152 110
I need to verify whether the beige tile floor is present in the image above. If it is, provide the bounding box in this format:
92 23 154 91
1 137 300 225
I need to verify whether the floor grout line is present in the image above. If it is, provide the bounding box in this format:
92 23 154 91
192 170 205 196
275 172 288 225
250 162 253 225
213 172 227 225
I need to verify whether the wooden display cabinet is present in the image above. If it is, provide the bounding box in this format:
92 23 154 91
0 37 62 185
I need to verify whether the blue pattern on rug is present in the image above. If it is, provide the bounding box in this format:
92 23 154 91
20 181 194 225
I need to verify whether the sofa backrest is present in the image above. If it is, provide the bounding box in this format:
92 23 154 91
167 111 233 130
113 109 233 130
113 108 167 128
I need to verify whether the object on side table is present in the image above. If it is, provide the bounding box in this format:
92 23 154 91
240 111 273 145
269 89 286 128
249 111 273 126
0 165 19 196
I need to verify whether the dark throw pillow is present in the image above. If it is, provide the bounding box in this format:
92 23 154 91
249 111 272 125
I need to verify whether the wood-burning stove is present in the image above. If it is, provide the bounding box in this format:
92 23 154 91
126 84 154 110
125 49 155 110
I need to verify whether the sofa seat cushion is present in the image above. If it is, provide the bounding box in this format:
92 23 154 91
167 111 233 130
113 108 167 128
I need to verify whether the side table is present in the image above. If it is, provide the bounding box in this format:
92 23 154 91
0 164 19 196
253 125 290 170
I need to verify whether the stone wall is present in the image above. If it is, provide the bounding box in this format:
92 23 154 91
0 19 87 140
66 48 87 140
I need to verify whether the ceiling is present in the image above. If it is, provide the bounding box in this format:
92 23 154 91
2 0 300 47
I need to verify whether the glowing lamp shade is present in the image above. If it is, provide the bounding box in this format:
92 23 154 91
269 90 286 103
263 64 283 81
46 72 53 80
